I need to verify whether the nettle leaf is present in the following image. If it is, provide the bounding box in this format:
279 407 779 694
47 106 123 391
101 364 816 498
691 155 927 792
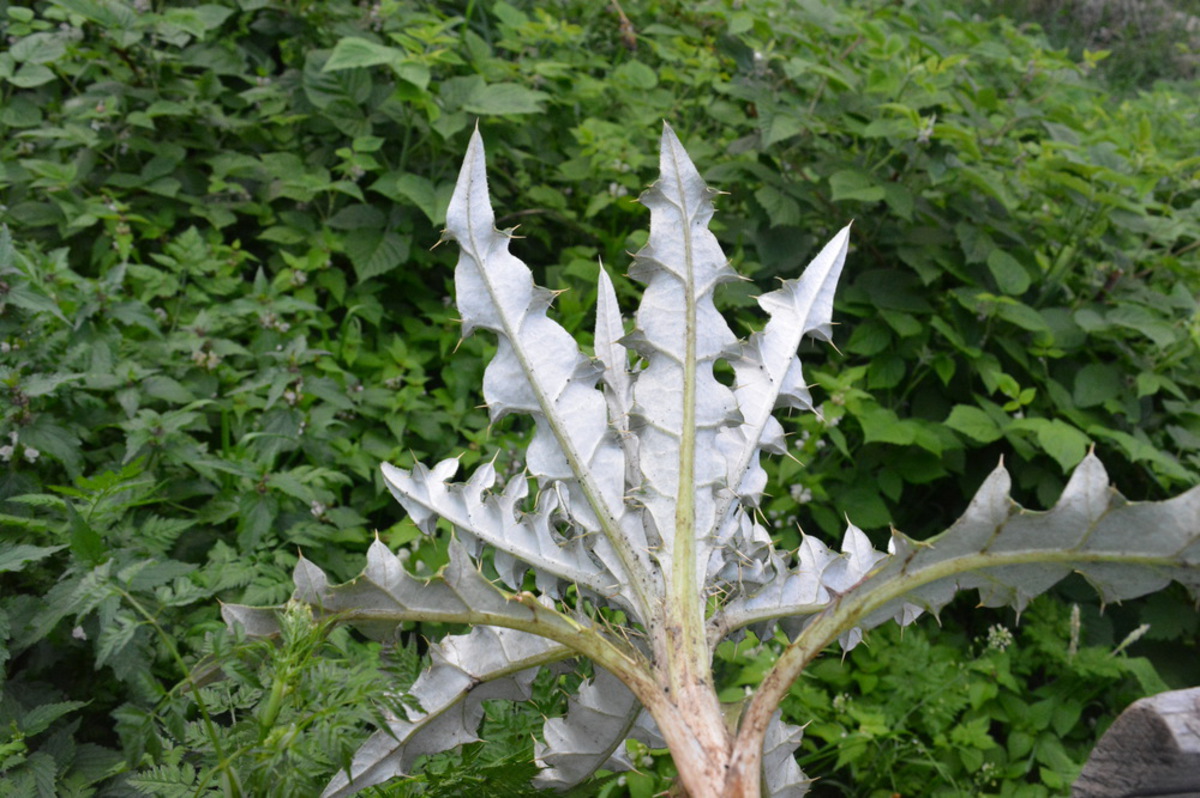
224 125 1200 798
0 543 65 574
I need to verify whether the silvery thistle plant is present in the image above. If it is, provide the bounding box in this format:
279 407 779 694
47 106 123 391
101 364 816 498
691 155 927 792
224 124 1200 798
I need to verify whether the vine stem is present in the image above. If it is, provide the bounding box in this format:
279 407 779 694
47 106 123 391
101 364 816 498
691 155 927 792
115 586 241 798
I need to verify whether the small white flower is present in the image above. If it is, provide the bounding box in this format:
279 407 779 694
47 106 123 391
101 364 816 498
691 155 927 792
0 445 12 463
72 626 88 640
23 447 40 463
986 624 1014 652
310 501 327 518
789 484 813 503
917 113 937 145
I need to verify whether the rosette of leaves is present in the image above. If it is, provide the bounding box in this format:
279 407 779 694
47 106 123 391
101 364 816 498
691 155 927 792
224 125 1200 798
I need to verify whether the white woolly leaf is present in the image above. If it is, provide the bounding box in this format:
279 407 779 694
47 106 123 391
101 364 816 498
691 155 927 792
534 666 662 789
762 712 810 798
322 625 570 797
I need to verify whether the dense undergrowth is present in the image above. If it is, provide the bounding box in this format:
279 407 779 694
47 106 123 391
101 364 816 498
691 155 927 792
0 0 1197 795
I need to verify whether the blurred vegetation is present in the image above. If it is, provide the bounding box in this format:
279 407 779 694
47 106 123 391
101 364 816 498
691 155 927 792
1 0 1197 794
977 0 1200 89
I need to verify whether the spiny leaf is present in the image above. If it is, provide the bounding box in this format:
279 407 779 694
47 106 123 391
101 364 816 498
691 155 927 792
761 712 809 798
534 666 663 789
321 625 570 798
716 226 849 513
381 458 617 599
625 122 741 580
436 127 655 616
595 265 638 487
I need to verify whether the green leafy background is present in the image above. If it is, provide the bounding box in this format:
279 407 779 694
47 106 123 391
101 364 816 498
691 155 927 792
1 0 1197 795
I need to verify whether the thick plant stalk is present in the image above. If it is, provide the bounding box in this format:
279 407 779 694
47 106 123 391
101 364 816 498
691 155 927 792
223 125 1200 798
628 125 740 789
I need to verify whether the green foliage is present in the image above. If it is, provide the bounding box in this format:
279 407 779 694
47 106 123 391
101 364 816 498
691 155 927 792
704 2 1200 543
1 0 1197 794
122 602 406 797
976 0 1200 90
777 597 1167 796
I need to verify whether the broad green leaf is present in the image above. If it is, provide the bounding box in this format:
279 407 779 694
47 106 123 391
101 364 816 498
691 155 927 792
8 63 56 88
373 173 452 225
0 543 66 573
324 37 402 71
10 33 67 64
1089 428 1194 482
21 419 83 475
1074 362 1123 408
20 373 83 397
994 298 1051 333
755 185 802 228
613 60 657 89
858 406 917 446
829 170 885 203
762 112 806 146
1010 418 1089 472
20 701 87 735
946 404 1004 443
345 229 410 283
986 249 1031 295
65 501 106 564
462 83 549 115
